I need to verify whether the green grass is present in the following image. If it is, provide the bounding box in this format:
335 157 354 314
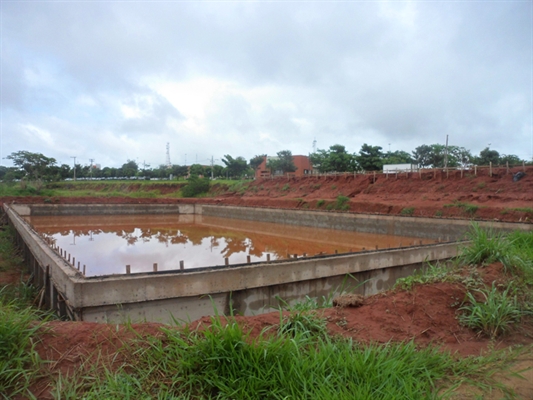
394 262 461 291
0 296 45 398
458 283 523 339
400 207 415 216
502 207 533 215
325 195 350 211
459 224 533 283
0 224 50 399
443 201 479 216
395 225 533 342
0 227 23 272
51 315 508 399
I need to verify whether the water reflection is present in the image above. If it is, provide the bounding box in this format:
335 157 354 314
25 214 433 277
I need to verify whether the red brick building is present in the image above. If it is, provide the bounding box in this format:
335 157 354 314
254 155 313 179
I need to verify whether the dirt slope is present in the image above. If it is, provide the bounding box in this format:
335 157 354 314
25 263 533 399
3 166 531 223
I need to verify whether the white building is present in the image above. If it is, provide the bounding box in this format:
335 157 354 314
383 164 418 174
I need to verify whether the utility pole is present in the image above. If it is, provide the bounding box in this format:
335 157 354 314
211 156 214 179
444 135 449 170
89 158 94 180
71 156 76 181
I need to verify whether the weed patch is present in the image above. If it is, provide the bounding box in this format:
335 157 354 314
444 201 479 216
400 207 414 216
326 195 350 211
458 284 523 339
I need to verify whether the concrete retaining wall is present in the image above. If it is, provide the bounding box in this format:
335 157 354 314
201 205 531 240
12 203 196 216
5 203 530 324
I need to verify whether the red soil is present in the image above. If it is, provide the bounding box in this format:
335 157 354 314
26 264 533 399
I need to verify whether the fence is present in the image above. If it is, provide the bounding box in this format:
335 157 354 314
264 162 531 182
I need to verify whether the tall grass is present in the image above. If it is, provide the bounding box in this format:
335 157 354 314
460 224 533 283
54 315 494 399
0 226 23 272
458 283 523 339
0 293 45 398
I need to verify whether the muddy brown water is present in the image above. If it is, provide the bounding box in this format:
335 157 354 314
24 214 435 276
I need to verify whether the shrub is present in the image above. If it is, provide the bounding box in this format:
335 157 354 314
316 199 325 208
181 176 210 197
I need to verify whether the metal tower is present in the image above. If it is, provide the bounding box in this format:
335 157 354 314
166 143 171 168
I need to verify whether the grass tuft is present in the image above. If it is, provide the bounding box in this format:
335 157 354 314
458 283 523 339
400 207 415 216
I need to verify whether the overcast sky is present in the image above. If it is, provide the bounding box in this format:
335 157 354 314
1 1 531 169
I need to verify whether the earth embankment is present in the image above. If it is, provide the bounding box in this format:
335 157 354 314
1 166 532 223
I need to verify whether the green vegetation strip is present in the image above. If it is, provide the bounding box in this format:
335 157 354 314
0 179 255 199
54 315 506 400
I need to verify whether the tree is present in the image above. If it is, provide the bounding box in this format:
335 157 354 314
500 154 522 166
412 145 433 168
249 155 266 171
310 145 358 173
222 155 249 178
169 165 189 179
382 150 414 165
55 164 72 180
356 144 383 171
412 144 448 168
189 164 206 177
6 151 57 181
267 150 297 175
121 160 138 178
475 147 500 166
448 147 473 168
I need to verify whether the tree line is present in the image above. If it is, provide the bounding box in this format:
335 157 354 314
1 144 527 183
309 143 525 173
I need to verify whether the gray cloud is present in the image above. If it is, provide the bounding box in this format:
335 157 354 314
1 1 531 167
